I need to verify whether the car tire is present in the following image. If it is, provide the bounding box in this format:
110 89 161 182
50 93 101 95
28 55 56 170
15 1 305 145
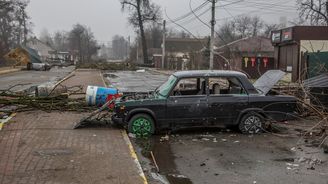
128 113 155 137
239 112 264 134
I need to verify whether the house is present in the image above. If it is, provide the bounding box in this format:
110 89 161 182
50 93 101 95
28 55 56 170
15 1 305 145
4 46 43 67
26 37 56 62
271 26 328 82
162 37 208 70
215 36 275 78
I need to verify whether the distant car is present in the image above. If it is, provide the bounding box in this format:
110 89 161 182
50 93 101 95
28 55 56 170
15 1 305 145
112 70 297 136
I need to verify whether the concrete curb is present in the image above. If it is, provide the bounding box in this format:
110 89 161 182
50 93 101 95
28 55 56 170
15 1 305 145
0 68 21 75
0 113 16 131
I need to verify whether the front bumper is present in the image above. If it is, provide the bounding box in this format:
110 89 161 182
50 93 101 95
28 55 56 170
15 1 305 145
111 114 125 125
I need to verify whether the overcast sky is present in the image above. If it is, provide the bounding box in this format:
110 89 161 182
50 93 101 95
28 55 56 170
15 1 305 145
27 0 299 43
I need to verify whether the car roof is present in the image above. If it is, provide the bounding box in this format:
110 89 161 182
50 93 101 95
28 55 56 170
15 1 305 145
172 70 247 78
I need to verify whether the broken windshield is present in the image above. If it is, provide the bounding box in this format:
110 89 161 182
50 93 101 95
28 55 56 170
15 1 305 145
156 75 177 97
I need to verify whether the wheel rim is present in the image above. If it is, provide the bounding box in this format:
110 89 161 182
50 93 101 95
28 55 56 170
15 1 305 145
244 115 262 133
132 117 152 137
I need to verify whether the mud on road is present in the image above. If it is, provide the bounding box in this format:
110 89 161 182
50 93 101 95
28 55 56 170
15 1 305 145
132 128 328 184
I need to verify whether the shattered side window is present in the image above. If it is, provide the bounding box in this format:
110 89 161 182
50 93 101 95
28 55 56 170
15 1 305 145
156 75 177 97
209 77 247 95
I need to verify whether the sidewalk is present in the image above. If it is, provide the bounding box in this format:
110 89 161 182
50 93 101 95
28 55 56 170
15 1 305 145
0 69 145 184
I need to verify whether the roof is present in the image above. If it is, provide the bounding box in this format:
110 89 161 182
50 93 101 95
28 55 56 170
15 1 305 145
304 73 328 88
217 36 274 52
4 46 42 64
173 70 247 78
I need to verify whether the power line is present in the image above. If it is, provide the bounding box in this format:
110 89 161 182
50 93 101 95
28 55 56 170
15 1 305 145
169 0 210 23
189 0 229 46
164 8 208 50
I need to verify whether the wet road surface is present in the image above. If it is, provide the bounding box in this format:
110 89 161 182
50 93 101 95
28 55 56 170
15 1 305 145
0 66 75 91
133 128 328 184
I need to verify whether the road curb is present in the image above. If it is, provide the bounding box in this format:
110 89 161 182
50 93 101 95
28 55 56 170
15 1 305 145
0 68 21 76
121 130 148 184
0 113 17 131
101 70 148 184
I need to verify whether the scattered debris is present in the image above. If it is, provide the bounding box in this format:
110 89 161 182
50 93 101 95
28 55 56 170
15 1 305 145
150 151 160 173
233 140 240 143
160 135 169 142
136 69 146 73
213 138 218 143
201 138 210 141
221 139 227 142
128 133 136 138
200 163 206 167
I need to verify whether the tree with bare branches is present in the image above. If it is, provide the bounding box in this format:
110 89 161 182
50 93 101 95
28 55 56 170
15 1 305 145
297 0 328 25
120 0 161 64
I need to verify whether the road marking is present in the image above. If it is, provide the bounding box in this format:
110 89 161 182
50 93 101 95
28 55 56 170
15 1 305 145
101 70 148 184
100 71 107 87
122 130 148 184
0 113 17 131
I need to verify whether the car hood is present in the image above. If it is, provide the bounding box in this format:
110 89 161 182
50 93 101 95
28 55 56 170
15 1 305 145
253 70 286 95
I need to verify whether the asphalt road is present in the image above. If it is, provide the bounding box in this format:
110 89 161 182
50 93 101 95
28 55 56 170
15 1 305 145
106 69 328 184
0 66 75 91
104 70 168 92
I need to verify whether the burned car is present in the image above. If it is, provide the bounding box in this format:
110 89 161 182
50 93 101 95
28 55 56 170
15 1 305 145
112 70 297 136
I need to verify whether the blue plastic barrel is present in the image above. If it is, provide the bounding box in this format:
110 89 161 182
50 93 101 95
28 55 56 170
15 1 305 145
86 86 118 106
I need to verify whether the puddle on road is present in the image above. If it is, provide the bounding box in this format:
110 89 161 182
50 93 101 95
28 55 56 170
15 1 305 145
134 137 192 184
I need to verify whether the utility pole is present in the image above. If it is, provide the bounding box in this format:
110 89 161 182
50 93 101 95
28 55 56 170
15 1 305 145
210 0 216 70
136 38 139 63
162 20 166 69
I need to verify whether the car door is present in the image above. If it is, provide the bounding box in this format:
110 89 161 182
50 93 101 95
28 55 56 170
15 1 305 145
207 77 249 125
166 77 208 127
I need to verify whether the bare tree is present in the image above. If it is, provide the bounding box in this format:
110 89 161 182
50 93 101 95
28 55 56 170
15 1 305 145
250 16 264 37
217 15 265 45
263 23 284 38
53 31 69 51
120 0 161 64
112 35 128 60
0 0 31 66
68 24 99 63
39 28 54 47
297 0 328 25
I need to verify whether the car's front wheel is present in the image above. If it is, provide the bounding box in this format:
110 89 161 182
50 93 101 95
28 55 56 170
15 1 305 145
128 114 155 137
239 112 264 134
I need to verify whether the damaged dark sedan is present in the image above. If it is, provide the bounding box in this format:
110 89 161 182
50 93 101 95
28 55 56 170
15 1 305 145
112 70 297 136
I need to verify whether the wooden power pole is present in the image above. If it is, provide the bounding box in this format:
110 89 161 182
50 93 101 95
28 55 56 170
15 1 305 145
210 0 216 70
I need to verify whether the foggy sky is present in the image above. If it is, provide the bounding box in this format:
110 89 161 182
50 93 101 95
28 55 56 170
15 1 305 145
27 0 298 43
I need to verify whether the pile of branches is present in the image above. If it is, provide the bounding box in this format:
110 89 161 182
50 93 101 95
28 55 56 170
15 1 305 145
272 83 328 150
76 61 137 71
0 85 95 113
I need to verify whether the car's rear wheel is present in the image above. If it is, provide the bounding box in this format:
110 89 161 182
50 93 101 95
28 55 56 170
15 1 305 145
239 112 264 134
128 114 155 137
